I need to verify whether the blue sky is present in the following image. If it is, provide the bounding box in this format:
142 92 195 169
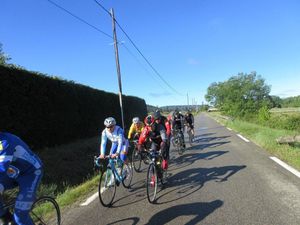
1 0 300 107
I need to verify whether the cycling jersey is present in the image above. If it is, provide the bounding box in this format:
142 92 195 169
0 132 43 225
172 114 184 130
100 125 128 161
185 113 194 125
127 122 144 139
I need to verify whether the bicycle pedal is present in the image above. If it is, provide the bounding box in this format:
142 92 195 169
116 180 120 186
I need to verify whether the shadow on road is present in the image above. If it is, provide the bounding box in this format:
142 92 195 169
106 217 140 225
155 164 246 204
168 150 229 172
146 200 223 225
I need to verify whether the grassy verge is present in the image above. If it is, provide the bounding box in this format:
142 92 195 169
55 175 99 209
207 112 300 171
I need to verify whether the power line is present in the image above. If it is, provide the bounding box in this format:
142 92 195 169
46 0 113 39
93 0 183 96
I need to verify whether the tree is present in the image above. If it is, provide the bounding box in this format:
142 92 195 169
205 72 271 117
0 43 11 65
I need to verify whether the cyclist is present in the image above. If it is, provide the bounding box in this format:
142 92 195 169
127 117 144 141
0 132 43 225
138 115 168 170
171 109 186 149
99 117 129 164
184 109 195 136
153 111 171 168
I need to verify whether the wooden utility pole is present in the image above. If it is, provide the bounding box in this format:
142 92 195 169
110 8 125 129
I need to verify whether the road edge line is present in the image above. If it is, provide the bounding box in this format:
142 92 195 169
270 156 300 178
237 134 250 142
80 192 98 206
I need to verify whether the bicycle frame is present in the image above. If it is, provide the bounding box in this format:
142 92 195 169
107 157 124 182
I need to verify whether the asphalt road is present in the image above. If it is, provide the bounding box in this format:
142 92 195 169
62 113 300 225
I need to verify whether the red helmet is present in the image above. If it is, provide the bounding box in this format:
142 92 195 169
144 115 154 126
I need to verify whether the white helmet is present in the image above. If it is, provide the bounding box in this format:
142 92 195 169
132 117 140 124
104 117 116 127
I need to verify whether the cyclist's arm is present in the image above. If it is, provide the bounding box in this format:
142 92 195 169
116 129 124 154
100 130 108 156
127 124 134 139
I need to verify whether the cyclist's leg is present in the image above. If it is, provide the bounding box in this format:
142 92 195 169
180 129 186 148
160 141 169 170
14 168 43 225
120 139 129 163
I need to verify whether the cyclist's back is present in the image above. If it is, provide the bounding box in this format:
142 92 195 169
0 132 43 225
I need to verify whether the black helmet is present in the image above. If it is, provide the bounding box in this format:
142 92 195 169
154 111 161 120
173 109 179 117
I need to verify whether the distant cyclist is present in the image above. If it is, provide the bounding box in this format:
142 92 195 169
171 109 186 149
99 117 129 163
0 132 43 225
127 117 144 141
184 109 195 136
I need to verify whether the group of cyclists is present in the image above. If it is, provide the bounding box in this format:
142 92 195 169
99 109 195 172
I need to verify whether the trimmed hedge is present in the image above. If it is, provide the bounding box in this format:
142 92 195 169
0 65 147 150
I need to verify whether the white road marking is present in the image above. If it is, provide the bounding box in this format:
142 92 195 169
270 156 300 178
80 192 98 206
227 128 232 131
237 134 250 142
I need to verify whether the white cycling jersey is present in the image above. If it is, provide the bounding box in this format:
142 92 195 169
100 125 127 155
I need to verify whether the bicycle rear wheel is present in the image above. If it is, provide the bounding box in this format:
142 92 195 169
99 168 116 207
30 196 61 225
188 130 194 147
146 163 157 203
132 147 142 172
122 162 133 188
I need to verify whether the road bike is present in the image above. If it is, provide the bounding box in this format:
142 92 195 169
146 149 167 203
0 193 61 225
131 139 151 172
95 156 133 207
171 129 186 155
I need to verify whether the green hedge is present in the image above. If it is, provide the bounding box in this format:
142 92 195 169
0 65 147 150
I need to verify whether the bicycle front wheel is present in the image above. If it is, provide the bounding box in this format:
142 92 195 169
132 147 142 172
99 168 116 207
30 196 61 225
147 163 157 203
122 162 133 188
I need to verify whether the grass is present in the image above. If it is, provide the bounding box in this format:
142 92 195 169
207 112 300 171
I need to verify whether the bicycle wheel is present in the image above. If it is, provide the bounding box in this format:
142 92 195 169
147 163 157 203
99 168 116 207
122 162 133 188
132 147 142 172
30 196 61 225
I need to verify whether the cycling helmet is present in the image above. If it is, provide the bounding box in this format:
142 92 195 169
145 115 154 126
132 117 140 124
154 111 161 120
104 117 116 128
173 109 179 117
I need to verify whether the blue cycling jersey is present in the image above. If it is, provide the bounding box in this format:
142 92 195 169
0 132 43 225
0 132 42 176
